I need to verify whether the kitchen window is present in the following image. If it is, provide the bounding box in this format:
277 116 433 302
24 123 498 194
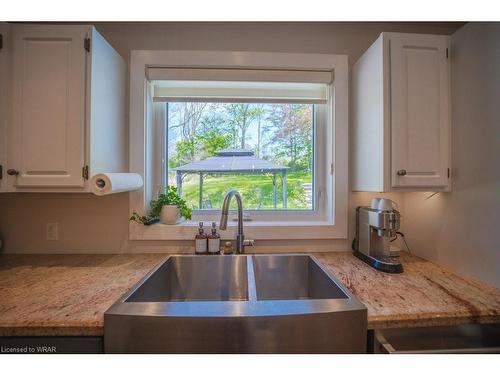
129 51 348 240
166 101 317 213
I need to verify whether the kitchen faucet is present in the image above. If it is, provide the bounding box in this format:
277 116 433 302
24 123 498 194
219 189 254 254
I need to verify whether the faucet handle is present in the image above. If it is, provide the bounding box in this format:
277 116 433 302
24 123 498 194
242 239 255 248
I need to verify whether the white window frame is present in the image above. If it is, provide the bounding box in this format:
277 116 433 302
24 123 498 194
129 50 348 241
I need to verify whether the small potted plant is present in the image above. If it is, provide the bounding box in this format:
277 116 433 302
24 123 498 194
130 186 192 225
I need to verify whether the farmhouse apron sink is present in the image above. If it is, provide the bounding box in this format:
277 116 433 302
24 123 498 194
104 254 367 353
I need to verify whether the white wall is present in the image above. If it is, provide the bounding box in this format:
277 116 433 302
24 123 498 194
0 190 404 253
91 22 462 62
403 22 500 288
0 22 461 254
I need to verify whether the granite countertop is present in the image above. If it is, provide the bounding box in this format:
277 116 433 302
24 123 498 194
0 254 166 336
0 252 499 336
315 252 500 329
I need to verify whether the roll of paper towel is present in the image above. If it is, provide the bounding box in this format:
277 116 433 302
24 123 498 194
90 173 143 196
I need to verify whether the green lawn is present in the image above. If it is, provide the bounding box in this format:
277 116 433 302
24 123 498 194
180 171 312 210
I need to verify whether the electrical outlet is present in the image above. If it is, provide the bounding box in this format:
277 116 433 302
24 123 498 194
46 223 59 241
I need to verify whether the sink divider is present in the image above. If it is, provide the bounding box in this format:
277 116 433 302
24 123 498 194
246 256 258 302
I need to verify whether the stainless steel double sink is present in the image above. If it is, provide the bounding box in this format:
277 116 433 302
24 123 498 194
104 254 367 353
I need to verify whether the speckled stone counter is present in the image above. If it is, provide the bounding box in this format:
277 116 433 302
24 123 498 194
0 254 166 336
315 252 500 329
0 252 499 336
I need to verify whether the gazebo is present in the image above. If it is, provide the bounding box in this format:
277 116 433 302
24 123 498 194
174 149 289 209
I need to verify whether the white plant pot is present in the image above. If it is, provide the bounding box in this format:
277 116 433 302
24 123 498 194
160 205 180 225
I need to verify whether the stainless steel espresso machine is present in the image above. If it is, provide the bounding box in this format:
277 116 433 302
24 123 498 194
353 198 403 273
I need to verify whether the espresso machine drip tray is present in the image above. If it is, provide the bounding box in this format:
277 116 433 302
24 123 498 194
352 245 404 273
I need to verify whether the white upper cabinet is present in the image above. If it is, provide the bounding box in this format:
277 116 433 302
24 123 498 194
10 25 87 188
1 24 127 192
352 33 451 192
390 34 450 188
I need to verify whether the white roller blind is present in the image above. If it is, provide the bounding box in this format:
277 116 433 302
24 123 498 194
148 67 332 104
153 80 328 104
147 67 333 84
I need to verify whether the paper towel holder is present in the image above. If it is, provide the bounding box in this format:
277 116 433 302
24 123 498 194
95 179 106 189
90 172 144 196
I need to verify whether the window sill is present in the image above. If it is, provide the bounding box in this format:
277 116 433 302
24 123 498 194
129 220 347 241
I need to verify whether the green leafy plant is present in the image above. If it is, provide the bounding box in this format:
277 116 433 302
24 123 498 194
130 186 192 225
150 186 192 220
129 212 158 226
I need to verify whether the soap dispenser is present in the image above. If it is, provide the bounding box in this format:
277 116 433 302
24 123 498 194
208 222 221 255
195 222 208 254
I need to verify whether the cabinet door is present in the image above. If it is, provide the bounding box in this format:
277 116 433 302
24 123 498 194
9 25 88 187
390 34 450 188
0 24 10 191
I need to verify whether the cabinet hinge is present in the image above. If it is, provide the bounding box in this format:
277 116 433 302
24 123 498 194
447 168 450 178
84 37 91 53
330 163 335 175
0 34 3 50
82 165 89 180
0 165 3 180
446 48 449 59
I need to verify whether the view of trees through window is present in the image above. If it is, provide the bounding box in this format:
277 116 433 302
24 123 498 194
167 102 314 211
